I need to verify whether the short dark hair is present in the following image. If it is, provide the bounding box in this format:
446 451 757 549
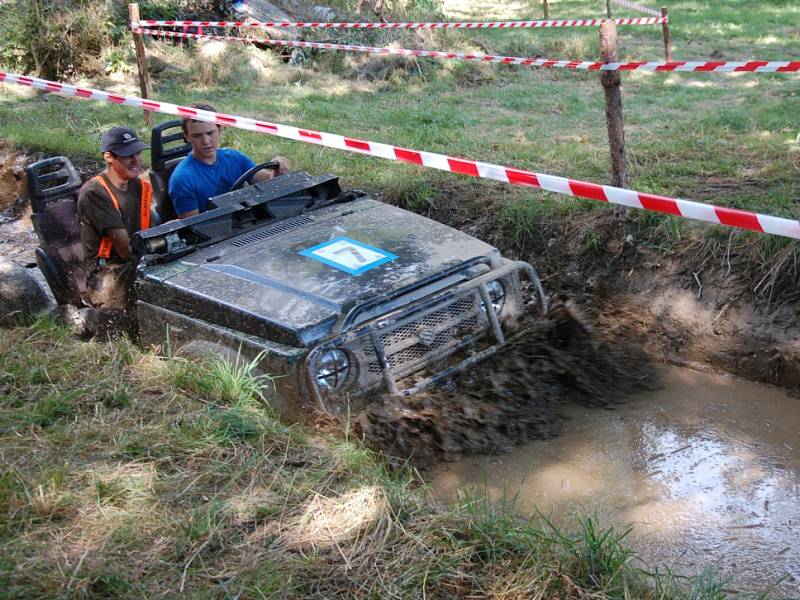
181 102 219 135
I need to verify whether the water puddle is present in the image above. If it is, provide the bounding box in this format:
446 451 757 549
428 366 800 596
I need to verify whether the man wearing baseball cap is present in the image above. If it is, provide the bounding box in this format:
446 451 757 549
77 126 153 317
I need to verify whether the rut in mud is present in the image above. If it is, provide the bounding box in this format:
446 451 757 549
354 304 658 466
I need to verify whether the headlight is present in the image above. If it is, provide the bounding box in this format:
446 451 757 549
144 236 166 254
314 349 351 391
482 280 506 315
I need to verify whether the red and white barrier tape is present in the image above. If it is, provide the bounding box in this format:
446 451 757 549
134 28 800 72
1 70 798 239
610 0 662 17
132 16 667 29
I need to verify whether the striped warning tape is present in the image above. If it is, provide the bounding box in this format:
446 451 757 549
134 28 800 72
610 0 662 17
1 70 798 239
132 16 667 29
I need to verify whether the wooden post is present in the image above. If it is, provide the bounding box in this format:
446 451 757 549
128 3 152 126
606 0 612 18
661 6 672 62
543 0 548 20
599 22 628 195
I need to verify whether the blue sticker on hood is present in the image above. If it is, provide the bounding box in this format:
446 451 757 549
300 236 397 275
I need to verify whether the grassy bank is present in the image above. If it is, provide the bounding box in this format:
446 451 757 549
0 317 753 598
1 0 798 225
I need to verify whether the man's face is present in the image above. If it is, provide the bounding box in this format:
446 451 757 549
104 151 142 181
184 120 221 163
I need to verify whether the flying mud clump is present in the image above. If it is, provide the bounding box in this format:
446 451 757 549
354 301 658 466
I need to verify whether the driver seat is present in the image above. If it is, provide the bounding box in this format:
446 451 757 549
149 120 191 223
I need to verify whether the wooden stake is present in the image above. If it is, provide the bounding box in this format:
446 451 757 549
599 22 628 194
543 0 548 20
128 3 152 126
606 0 612 18
661 6 672 62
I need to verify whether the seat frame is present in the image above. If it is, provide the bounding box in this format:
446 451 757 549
27 157 86 306
149 119 192 223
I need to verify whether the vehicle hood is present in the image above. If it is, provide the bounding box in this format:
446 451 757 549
137 198 498 346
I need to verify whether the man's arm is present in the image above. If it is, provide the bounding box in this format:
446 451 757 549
177 208 199 219
107 228 131 259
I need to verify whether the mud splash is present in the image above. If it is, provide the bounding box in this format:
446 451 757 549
354 305 658 465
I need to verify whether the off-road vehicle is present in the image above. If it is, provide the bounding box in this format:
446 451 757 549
28 121 547 416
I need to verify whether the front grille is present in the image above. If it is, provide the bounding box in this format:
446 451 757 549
351 291 487 385
377 296 474 348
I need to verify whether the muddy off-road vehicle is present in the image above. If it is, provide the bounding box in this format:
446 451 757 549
27 121 547 416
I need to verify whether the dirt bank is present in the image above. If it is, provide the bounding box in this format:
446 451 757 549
0 145 40 264
0 143 28 213
403 184 800 395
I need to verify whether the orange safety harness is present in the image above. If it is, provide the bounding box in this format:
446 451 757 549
92 175 152 261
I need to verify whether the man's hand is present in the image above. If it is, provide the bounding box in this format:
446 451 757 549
272 156 291 176
252 156 292 182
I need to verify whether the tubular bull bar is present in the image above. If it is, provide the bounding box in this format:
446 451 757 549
306 261 548 411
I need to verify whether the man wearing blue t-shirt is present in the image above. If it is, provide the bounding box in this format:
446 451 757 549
169 103 291 218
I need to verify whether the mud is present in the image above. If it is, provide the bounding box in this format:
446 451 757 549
354 304 658 466
409 183 800 394
0 146 39 265
429 366 800 596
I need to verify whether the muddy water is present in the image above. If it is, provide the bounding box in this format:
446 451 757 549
429 367 800 595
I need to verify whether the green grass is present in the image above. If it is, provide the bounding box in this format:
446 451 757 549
1 319 772 598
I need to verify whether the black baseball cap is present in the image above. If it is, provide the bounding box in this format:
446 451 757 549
100 126 150 156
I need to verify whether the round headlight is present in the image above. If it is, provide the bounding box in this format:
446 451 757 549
482 280 506 315
314 349 351 391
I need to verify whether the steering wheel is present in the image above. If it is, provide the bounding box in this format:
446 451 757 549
228 160 280 192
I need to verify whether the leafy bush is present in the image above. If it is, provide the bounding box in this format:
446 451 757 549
0 0 109 79
0 0 235 79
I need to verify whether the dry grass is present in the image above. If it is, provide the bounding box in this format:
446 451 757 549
278 485 390 551
670 228 800 307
